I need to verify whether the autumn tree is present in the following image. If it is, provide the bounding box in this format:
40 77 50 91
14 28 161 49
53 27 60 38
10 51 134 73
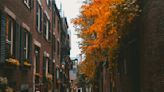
73 0 140 80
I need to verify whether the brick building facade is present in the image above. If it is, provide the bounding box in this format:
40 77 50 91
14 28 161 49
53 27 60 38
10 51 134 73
0 0 71 92
0 0 34 91
139 0 164 92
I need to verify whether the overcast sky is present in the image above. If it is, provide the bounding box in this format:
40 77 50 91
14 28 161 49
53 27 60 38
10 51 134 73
57 0 83 58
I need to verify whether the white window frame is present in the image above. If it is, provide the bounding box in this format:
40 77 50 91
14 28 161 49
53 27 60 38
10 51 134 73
24 0 30 8
44 13 50 41
6 18 14 56
56 68 59 79
46 0 50 7
46 20 49 40
10 21 14 55
25 32 29 59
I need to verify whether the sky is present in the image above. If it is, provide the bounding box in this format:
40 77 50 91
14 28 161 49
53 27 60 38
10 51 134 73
56 0 83 58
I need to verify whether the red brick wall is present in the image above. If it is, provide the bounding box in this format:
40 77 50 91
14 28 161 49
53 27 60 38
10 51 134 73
139 0 164 92
0 0 34 91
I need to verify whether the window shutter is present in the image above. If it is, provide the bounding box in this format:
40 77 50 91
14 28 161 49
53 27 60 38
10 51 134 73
0 14 6 63
48 58 52 74
53 36 56 52
36 1 38 30
48 21 51 41
43 56 46 76
43 14 46 37
42 56 47 83
40 7 42 32
13 21 17 58
53 14 56 30
20 28 26 64
15 23 20 59
28 33 32 63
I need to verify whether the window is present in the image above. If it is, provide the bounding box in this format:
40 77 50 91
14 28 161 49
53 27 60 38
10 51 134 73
24 0 31 9
6 16 14 57
43 14 51 41
43 53 51 76
35 46 40 73
36 1 42 32
23 31 31 60
35 47 40 83
56 68 59 80
46 0 50 8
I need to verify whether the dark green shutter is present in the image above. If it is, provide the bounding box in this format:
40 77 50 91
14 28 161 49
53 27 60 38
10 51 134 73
48 21 51 41
14 23 20 59
40 7 42 32
54 36 56 52
43 14 46 37
28 33 32 63
13 21 16 58
43 55 46 76
43 55 46 82
20 28 26 64
0 14 6 63
36 1 38 30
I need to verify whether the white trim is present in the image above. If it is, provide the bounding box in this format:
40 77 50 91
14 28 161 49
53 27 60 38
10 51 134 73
44 10 50 20
10 21 14 55
44 51 50 57
22 22 30 32
4 7 16 20
37 0 42 7
46 53 50 57
46 0 50 6
53 59 55 63
25 33 29 59
24 0 31 9
53 32 55 36
33 39 41 47
46 20 49 40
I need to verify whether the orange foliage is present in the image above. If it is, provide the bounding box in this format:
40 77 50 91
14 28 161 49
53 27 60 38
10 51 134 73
72 0 140 80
